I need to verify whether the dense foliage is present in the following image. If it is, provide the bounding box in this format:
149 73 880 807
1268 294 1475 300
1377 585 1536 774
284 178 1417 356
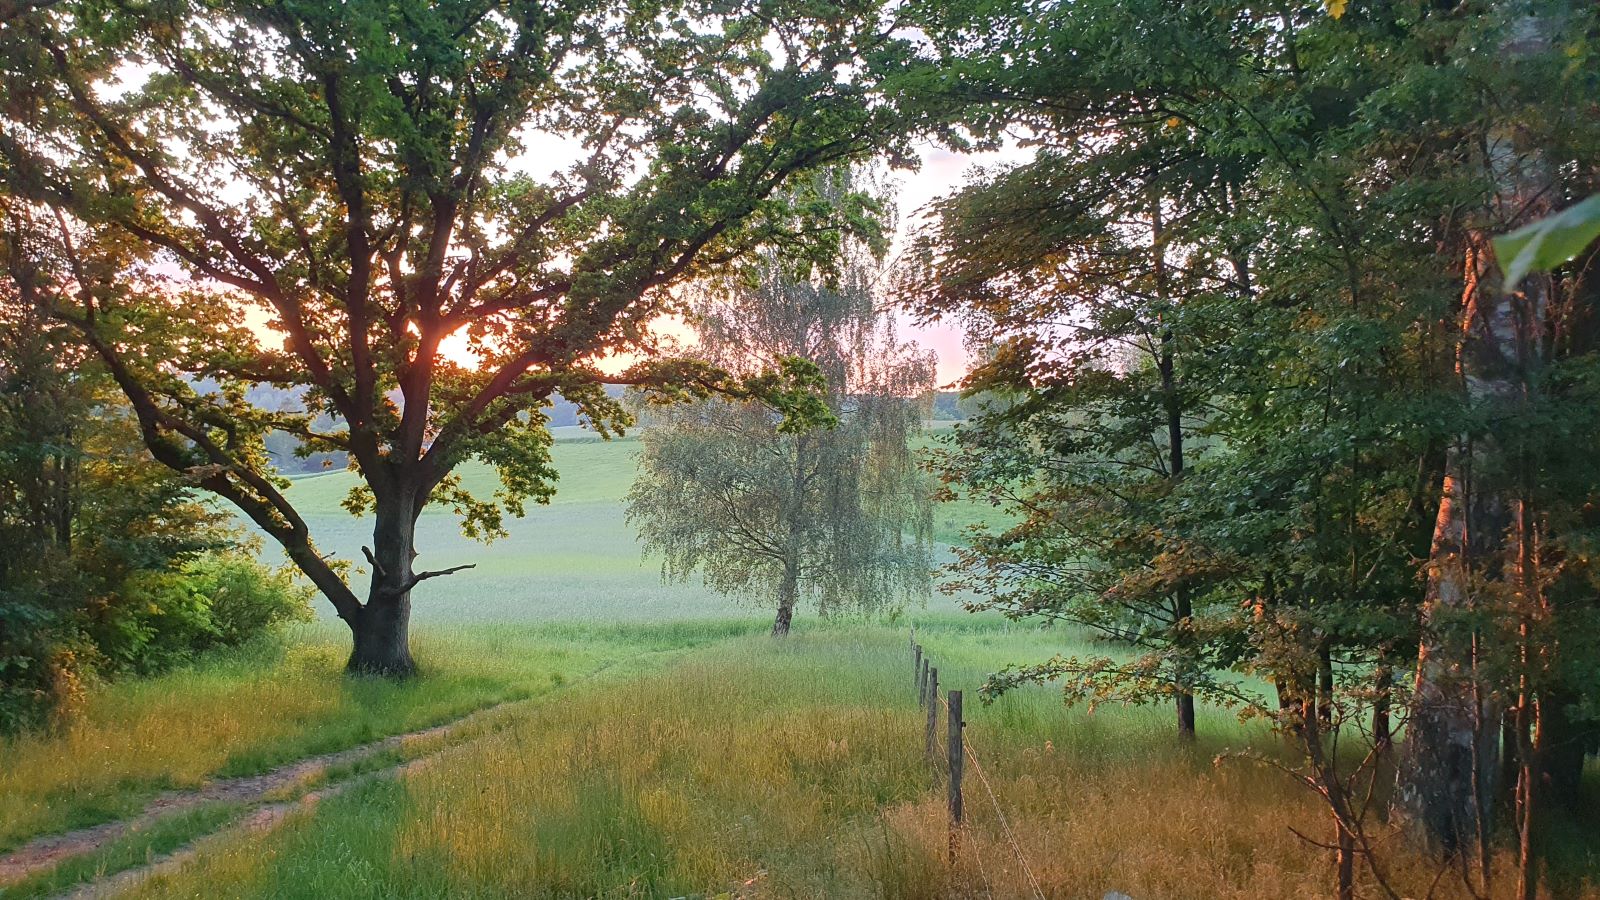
0 250 310 731
2 0 1598 894
904 0 1600 894
629 218 936 634
0 0 929 674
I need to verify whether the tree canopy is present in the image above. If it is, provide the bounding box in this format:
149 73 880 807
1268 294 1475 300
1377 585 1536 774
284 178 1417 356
904 0 1600 892
629 215 935 635
0 0 925 672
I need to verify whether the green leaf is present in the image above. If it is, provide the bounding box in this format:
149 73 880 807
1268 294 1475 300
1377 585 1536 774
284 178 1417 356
1494 194 1600 292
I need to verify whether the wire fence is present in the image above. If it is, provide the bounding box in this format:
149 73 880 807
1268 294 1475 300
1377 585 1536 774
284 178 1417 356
913 630 1047 900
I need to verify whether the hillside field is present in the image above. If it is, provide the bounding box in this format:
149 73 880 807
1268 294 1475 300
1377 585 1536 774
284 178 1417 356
263 425 998 625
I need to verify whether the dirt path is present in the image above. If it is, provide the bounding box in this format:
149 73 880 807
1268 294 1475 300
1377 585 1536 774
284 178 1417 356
2 643 708 898
0 701 514 891
56 750 440 900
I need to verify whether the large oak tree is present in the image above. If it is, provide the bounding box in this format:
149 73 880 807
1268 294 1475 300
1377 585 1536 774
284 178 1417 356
0 0 920 674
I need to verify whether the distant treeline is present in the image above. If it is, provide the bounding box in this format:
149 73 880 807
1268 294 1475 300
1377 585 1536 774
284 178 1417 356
256 386 971 475
252 385 636 475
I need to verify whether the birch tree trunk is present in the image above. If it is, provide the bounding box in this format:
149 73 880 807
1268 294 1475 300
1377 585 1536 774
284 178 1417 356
1396 6 1555 859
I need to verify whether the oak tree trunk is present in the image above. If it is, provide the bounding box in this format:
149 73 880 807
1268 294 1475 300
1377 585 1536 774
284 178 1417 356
347 489 420 676
348 593 415 676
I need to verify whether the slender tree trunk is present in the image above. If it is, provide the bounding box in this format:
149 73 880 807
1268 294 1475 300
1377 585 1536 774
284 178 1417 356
1174 590 1196 740
1512 493 1544 900
54 450 74 550
1300 694 1388 900
772 565 797 637
1274 677 1300 752
772 430 810 639
1335 812 1356 900
1373 661 1393 753
1501 712 1522 811
1318 640 1335 732
1538 691 1587 803
347 488 419 676
1152 193 1195 742
1514 686 1539 900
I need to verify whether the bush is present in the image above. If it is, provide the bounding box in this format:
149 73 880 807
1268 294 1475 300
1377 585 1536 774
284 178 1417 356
1 549 312 730
90 551 314 677
0 594 60 733
1 293 311 731
186 552 314 646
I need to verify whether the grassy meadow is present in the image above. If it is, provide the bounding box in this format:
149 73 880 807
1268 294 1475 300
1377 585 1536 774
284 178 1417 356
0 621 760 854
268 426 989 624
3 428 1597 899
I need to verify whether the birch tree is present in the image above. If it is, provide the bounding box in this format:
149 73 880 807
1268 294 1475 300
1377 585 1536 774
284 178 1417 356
628 239 935 635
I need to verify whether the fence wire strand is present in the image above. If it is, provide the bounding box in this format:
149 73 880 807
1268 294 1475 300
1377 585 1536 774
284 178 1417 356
963 815 997 900
926 656 1047 900
961 731 1046 900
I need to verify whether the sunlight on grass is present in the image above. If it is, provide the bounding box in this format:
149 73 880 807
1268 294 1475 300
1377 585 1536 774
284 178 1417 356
257 431 977 624
0 620 755 853
105 623 1595 900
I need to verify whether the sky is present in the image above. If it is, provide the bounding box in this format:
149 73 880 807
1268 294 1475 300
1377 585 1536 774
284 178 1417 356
885 144 992 388
877 139 1034 387
507 126 1025 389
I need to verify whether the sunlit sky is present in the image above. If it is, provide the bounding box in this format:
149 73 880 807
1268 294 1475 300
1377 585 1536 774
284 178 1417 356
424 141 1017 389
121 52 1025 391
240 140 1022 391
883 143 1010 388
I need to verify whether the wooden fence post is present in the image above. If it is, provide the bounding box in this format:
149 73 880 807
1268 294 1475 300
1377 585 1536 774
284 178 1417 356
914 645 923 700
948 689 964 866
925 666 939 760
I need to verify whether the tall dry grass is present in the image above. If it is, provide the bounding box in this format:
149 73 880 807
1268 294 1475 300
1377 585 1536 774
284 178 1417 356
114 624 1600 899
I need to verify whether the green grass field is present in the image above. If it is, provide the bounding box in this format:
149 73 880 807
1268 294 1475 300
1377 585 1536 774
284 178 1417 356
269 426 987 625
0 621 762 855
4 429 1596 899
16 623 1596 899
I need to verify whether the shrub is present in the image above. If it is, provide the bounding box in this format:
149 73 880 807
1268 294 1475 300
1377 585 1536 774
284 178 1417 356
0 289 311 731
185 552 315 647
1 548 312 730
90 550 314 677
0 593 59 733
